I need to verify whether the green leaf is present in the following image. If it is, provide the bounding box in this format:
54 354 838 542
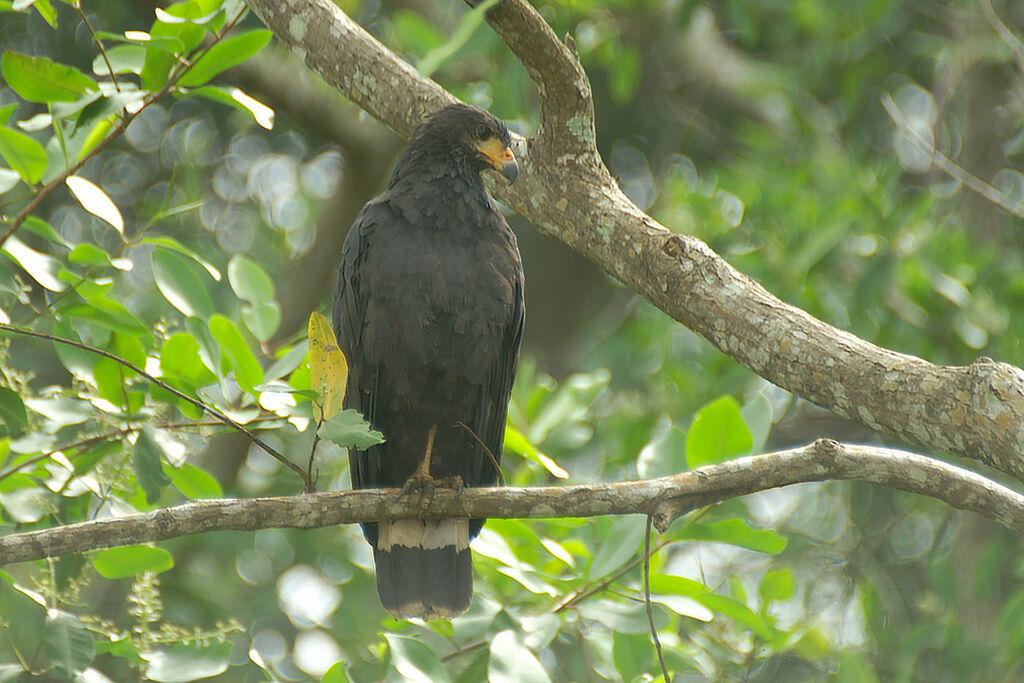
152 247 215 319
178 29 273 87
68 242 112 266
227 254 274 302
686 395 753 467
487 629 550 683
209 314 263 393
133 426 171 504
587 515 647 581
0 387 27 437
321 662 352 683
384 634 450 683
0 103 16 126
142 641 231 683
140 14 205 91
31 0 56 28
43 611 95 677
161 332 216 385
677 518 788 555
92 546 174 579
760 568 796 604
164 463 222 499
1 52 97 102
59 298 149 337
0 126 47 184
319 409 385 450
242 301 280 342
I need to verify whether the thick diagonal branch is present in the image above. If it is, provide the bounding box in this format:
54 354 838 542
3 440 1024 565
243 0 1024 482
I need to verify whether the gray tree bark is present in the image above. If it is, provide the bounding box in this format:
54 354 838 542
4 440 1023 565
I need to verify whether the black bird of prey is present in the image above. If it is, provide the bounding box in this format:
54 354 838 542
333 104 524 620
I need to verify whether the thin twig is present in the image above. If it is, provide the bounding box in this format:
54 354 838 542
0 323 309 484
77 2 120 92
644 515 670 682
881 94 1024 219
455 420 505 485
981 0 1024 77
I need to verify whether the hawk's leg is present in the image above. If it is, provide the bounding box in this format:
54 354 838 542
399 425 439 513
399 426 466 513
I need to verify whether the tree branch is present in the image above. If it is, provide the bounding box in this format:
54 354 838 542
242 0 1024 483
4 440 1024 565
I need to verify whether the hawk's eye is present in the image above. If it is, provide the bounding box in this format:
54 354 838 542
476 125 491 140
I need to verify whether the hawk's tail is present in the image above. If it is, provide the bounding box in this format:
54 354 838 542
373 519 472 620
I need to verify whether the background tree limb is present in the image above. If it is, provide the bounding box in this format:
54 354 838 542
4 439 1023 565
243 0 1024 482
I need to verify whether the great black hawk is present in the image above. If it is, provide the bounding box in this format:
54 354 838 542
333 103 524 620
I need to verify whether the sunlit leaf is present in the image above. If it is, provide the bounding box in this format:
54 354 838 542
0 167 20 194
92 546 174 579
504 424 567 478
66 175 124 235
308 311 347 421
189 85 274 129
1 52 97 103
91 45 145 76
2 236 65 291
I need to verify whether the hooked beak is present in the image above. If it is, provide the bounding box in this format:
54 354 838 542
499 147 519 185
478 138 519 185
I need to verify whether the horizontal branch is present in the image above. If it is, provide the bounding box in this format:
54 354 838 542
3 440 1023 565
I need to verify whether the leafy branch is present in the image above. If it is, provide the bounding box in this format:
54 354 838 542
0 322 309 483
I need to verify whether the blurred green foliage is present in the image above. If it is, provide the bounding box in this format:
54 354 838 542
0 0 1023 680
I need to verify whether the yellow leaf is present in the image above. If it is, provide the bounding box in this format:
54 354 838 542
308 312 348 421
